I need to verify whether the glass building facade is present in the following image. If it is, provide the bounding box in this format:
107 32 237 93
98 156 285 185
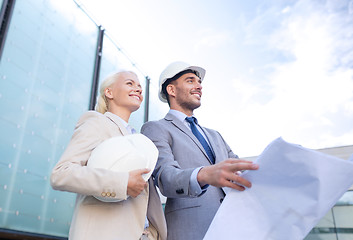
0 0 352 239
305 190 353 240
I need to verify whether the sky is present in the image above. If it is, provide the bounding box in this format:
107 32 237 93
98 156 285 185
77 0 353 157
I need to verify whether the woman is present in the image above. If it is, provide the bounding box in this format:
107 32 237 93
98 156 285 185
50 71 167 240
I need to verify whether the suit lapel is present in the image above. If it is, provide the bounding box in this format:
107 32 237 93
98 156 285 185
201 128 219 163
104 112 129 136
165 113 213 164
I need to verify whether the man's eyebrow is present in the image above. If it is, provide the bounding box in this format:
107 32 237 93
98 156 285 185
185 75 198 79
184 76 200 80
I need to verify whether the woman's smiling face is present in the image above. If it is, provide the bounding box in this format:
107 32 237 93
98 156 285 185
105 71 143 113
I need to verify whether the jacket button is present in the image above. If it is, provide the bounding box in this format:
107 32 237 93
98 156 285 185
101 192 106 197
220 198 224 203
176 189 184 194
106 192 111 197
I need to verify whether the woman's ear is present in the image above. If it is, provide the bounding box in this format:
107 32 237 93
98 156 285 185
105 88 113 99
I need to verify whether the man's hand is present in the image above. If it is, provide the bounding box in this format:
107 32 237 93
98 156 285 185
197 159 259 191
127 168 150 197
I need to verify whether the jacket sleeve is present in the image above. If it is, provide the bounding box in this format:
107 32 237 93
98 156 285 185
50 111 129 201
141 121 195 198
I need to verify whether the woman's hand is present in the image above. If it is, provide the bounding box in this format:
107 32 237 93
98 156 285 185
127 168 150 197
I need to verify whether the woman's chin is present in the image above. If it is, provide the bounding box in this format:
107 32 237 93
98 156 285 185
129 105 141 113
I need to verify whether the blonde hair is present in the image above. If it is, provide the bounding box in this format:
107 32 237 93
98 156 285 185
95 71 137 114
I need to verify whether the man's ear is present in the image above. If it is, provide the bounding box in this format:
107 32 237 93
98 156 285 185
166 84 176 98
105 88 113 99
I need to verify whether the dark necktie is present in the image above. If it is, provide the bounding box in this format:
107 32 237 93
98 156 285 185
185 117 215 164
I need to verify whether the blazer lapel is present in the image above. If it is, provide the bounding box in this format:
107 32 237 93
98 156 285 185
201 128 219 163
165 113 213 164
104 112 129 136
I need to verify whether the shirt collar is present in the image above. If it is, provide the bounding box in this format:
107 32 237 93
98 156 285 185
168 109 195 122
105 112 129 128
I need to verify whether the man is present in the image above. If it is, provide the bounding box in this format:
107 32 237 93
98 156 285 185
141 61 259 240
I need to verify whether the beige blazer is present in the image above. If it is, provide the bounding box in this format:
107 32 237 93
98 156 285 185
51 111 167 240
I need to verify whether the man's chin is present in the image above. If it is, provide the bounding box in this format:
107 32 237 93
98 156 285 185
191 102 201 110
179 100 201 112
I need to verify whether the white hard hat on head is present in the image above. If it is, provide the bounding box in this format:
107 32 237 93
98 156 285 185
158 61 206 103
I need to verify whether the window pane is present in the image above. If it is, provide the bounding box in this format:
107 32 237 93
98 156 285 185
333 206 353 228
0 0 98 237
